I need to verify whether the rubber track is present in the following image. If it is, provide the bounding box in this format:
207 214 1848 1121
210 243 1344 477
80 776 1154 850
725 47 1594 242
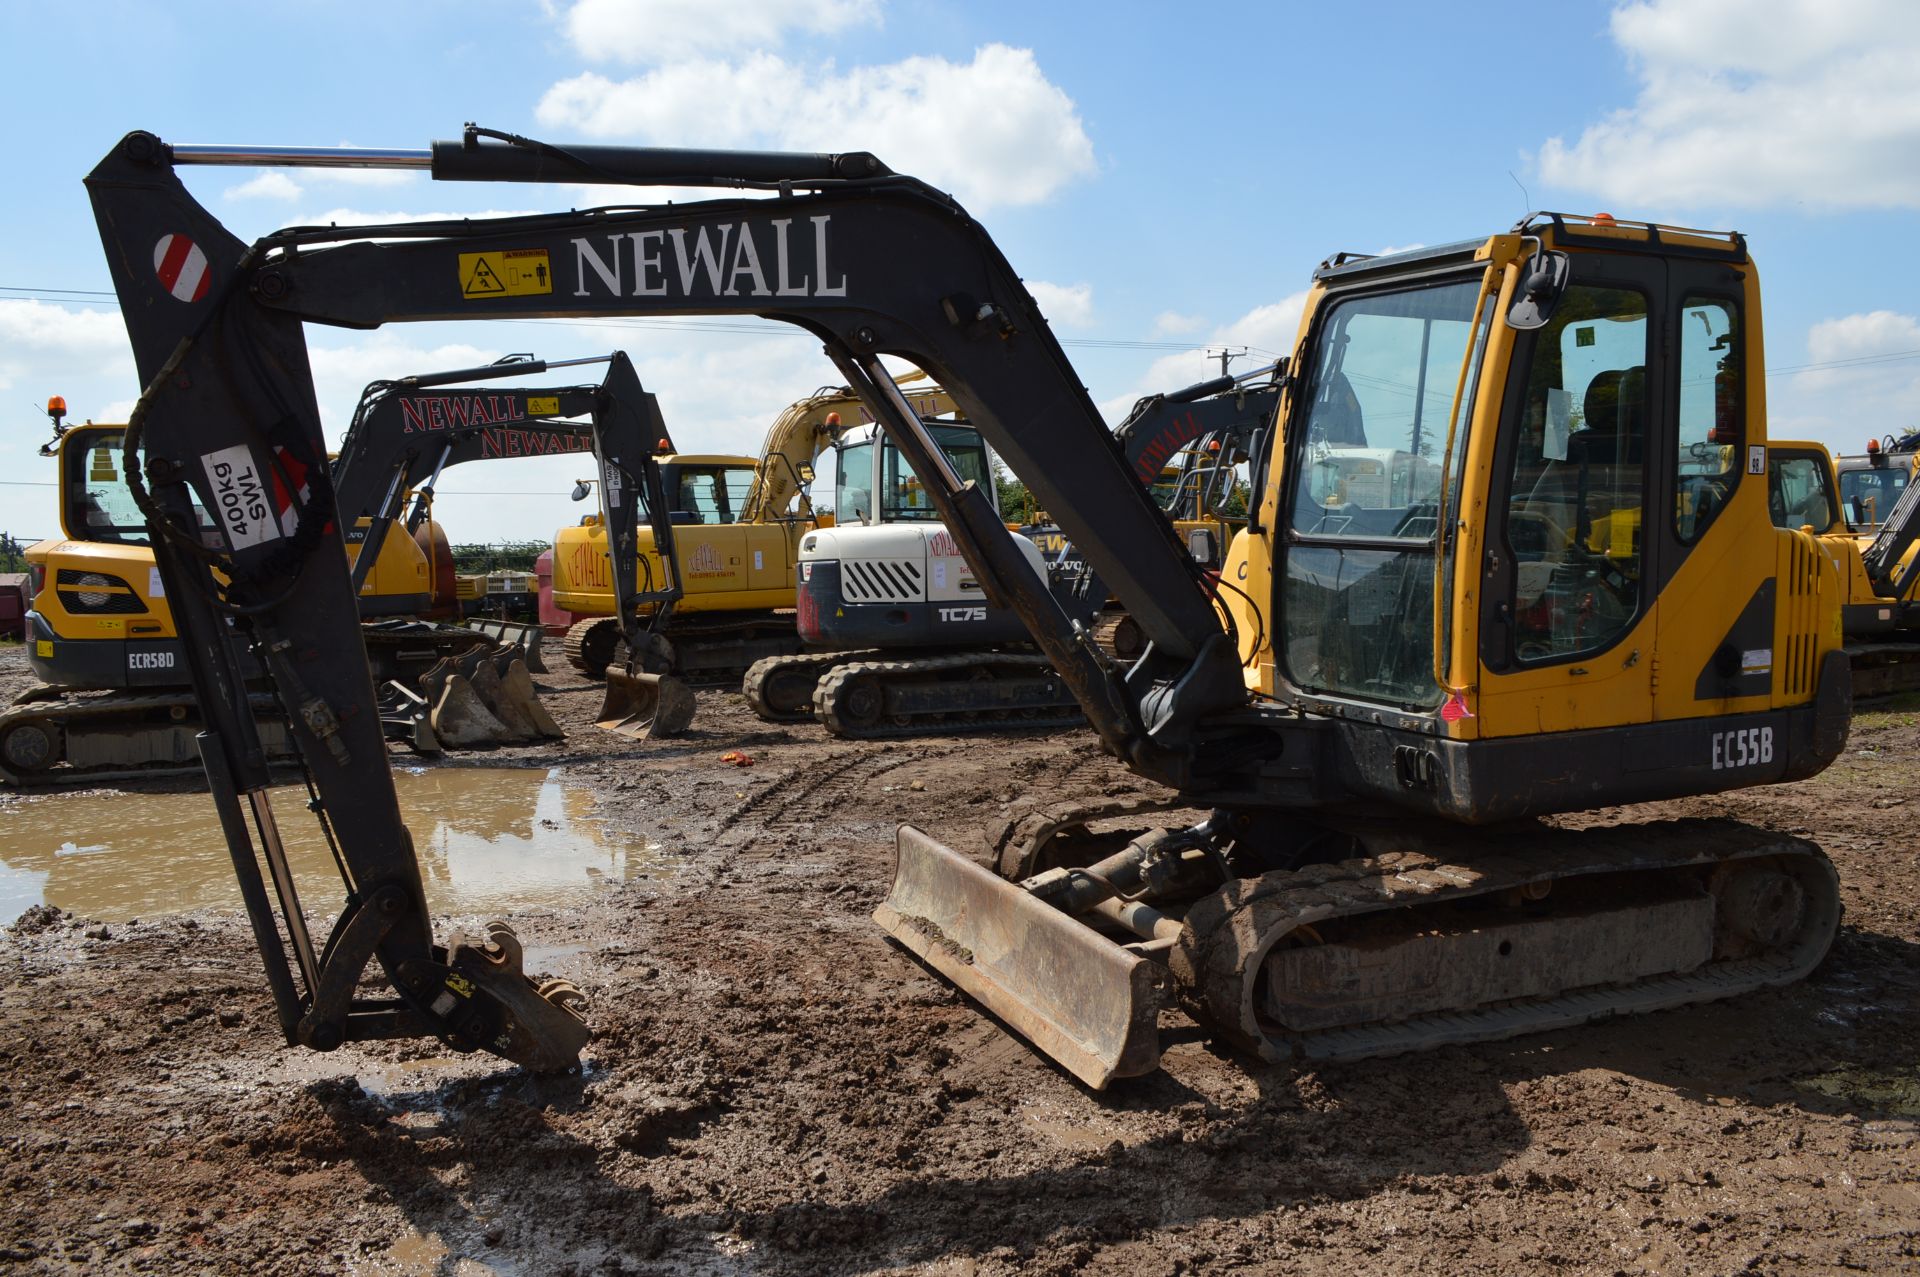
562 618 620 677
813 652 1085 740
0 690 292 787
741 650 879 722
1170 817 1841 1064
566 613 802 682
985 793 1205 880
1845 639 1920 700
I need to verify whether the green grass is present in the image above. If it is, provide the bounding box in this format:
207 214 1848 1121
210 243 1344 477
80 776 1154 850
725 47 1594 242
1853 690 1920 731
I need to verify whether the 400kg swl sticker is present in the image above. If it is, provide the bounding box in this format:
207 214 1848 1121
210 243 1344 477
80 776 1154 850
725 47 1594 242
200 445 281 549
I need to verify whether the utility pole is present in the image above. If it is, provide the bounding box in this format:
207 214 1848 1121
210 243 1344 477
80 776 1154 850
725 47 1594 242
1205 346 1248 378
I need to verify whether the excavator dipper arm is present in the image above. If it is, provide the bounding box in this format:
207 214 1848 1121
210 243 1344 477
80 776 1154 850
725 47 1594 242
332 351 684 642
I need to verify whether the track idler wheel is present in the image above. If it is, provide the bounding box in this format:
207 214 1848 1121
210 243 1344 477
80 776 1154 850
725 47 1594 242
819 671 885 738
563 617 621 678
0 715 63 775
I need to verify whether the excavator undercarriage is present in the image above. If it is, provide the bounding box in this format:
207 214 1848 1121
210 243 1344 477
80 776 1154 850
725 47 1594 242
885 811 1839 1087
0 619 551 785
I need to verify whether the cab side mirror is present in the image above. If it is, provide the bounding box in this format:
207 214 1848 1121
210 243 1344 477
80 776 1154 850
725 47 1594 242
1506 249 1570 331
1187 526 1220 567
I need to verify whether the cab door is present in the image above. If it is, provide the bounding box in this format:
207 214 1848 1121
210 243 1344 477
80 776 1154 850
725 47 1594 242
1475 251 1664 734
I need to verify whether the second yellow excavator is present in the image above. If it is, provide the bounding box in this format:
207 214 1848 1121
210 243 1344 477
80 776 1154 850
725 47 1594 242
1766 438 1920 697
550 377 959 684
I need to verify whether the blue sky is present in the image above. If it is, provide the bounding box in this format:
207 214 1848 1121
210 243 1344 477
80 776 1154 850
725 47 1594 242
4 0 1917 544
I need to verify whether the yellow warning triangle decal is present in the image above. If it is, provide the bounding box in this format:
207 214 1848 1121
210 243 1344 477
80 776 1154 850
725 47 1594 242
464 258 507 296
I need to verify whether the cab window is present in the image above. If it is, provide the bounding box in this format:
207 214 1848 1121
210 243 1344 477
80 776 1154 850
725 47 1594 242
674 466 756 524
1839 464 1908 529
834 441 874 525
879 424 990 522
1674 297 1741 543
1768 455 1837 532
1499 285 1650 664
1280 276 1485 707
63 432 150 546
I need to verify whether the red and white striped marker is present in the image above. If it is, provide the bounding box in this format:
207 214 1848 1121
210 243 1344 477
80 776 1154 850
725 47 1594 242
152 234 210 303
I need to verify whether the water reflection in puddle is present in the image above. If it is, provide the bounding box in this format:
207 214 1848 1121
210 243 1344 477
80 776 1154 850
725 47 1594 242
0 767 665 924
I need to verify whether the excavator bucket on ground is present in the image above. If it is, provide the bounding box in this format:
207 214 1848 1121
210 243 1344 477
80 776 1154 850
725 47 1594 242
410 647 565 749
875 825 1165 1089
596 666 696 739
495 653 563 737
465 619 548 673
418 658 510 748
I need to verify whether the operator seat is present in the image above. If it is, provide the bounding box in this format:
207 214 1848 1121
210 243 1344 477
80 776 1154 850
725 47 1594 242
1570 366 1647 467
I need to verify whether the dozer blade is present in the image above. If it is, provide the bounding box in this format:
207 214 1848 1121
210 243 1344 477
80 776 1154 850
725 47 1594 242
595 667 696 739
419 659 513 749
875 825 1164 1089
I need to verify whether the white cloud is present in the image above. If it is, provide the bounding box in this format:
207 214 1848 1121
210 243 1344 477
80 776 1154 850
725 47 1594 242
1804 310 1920 369
1153 311 1205 337
1026 280 1093 328
225 172 304 201
0 303 140 540
222 163 416 205
1536 0 1920 211
559 0 879 62
1762 309 1920 453
1099 294 1309 421
0 301 129 361
535 44 1096 211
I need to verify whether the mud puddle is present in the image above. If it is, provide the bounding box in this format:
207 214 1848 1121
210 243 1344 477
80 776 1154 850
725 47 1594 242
0 765 669 923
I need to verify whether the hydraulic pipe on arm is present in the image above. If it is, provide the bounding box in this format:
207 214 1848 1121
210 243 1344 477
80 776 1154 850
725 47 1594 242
107 128 1253 784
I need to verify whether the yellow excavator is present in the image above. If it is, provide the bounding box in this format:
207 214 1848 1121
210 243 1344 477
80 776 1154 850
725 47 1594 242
8 408 447 783
1835 431 1915 530
551 377 957 684
80 130 1860 1082
4 354 682 783
1767 439 1920 696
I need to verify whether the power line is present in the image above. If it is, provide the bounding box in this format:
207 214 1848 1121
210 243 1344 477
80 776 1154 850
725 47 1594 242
7 283 1916 372
0 285 117 299
0 285 1218 354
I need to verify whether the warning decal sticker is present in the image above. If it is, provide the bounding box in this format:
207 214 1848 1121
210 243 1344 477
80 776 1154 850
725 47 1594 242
459 249 553 299
153 234 211 303
527 396 560 416
200 445 282 550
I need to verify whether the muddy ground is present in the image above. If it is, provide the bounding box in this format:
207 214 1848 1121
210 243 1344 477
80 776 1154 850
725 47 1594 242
1 640 1917 1275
